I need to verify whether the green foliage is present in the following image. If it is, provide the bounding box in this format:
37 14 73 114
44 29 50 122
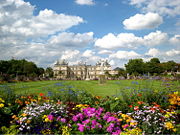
125 58 179 76
1 125 19 134
125 59 146 75
0 59 45 81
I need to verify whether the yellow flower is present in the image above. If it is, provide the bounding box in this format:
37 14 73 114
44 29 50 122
165 122 174 130
62 126 71 135
173 128 177 132
0 98 5 103
21 113 27 117
0 103 4 108
126 118 131 123
174 91 178 95
45 118 51 122
115 97 119 100
165 114 170 118
26 120 31 124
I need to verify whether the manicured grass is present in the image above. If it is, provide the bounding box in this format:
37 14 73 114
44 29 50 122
0 80 179 96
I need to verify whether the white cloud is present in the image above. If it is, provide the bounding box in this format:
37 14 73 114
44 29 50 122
75 0 95 5
145 48 160 57
143 31 168 46
166 49 180 56
169 35 180 45
129 0 180 16
123 12 163 30
98 50 113 54
61 50 80 60
0 0 84 39
95 33 143 49
0 0 85 67
48 32 94 48
82 50 95 57
95 31 168 49
109 50 141 59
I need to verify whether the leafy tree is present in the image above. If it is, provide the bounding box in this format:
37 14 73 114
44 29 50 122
45 67 54 77
146 58 163 75
125 59 146 75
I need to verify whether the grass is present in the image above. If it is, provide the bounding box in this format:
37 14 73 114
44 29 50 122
1 79 179 96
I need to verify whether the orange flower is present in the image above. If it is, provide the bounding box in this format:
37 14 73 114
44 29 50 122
25 101 30 104
137 101 144 105
150 107 155 111
137 93 142 96
134 106 139 111
129 105 133 108
39 93 44 96
95 96 101 99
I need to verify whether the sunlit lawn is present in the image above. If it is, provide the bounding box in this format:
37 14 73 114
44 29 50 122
1 80 179 96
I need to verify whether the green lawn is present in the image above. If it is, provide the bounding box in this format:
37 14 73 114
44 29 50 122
0 80 179 96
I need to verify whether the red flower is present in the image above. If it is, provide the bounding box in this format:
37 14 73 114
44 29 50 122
137 101 144 105
129 105 133 108
39 93 44 96
134 106 139 111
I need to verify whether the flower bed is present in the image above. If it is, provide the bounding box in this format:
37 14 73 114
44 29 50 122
0 86 179 134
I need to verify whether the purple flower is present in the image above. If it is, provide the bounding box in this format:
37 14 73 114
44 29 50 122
107 116 116 122
112 130 121 135
122 124 129 129
77 123 85 132
47 114 53 121
103 112 111 120
56 116 61 121
107 123 115 133
82 119 90 124
72 116 78 122
77 113 84 120
61 118 66 123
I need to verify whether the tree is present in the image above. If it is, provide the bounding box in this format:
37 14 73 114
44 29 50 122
45 67 54 78
146 58 163 75
161 61 176 72
114 67 127 78
125 59 145 75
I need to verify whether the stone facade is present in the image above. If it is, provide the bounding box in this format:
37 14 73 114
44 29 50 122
53 59 118 80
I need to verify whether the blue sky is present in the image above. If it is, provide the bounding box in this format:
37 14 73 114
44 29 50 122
0 0 179 68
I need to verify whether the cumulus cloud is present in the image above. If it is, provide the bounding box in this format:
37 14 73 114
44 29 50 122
95 33 143 49
95 31 168 49
129 0 180 16
98 50 113 54
48 32 94 48
0 0 84 40
61 50 80 60
166 49 180 57
0 0 86 67
109 51 141 59
82 50 95 57
145 48 160 57
169 35 180 45
123 12 163 30
143 31 168 46
75 0 95 5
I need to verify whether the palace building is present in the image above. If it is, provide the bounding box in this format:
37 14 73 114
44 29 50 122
53 59 118 80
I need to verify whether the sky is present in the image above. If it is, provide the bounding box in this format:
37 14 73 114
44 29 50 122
0 0 180 68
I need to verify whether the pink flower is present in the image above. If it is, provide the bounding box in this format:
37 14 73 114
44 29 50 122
72 116 78 122
47 114 53 121
112 130 121 135
61 118 66 123
77 123 85 132
123 124 129 129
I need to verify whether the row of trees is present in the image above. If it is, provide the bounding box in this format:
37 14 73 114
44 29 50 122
0 59 53 82
125 58 180 76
